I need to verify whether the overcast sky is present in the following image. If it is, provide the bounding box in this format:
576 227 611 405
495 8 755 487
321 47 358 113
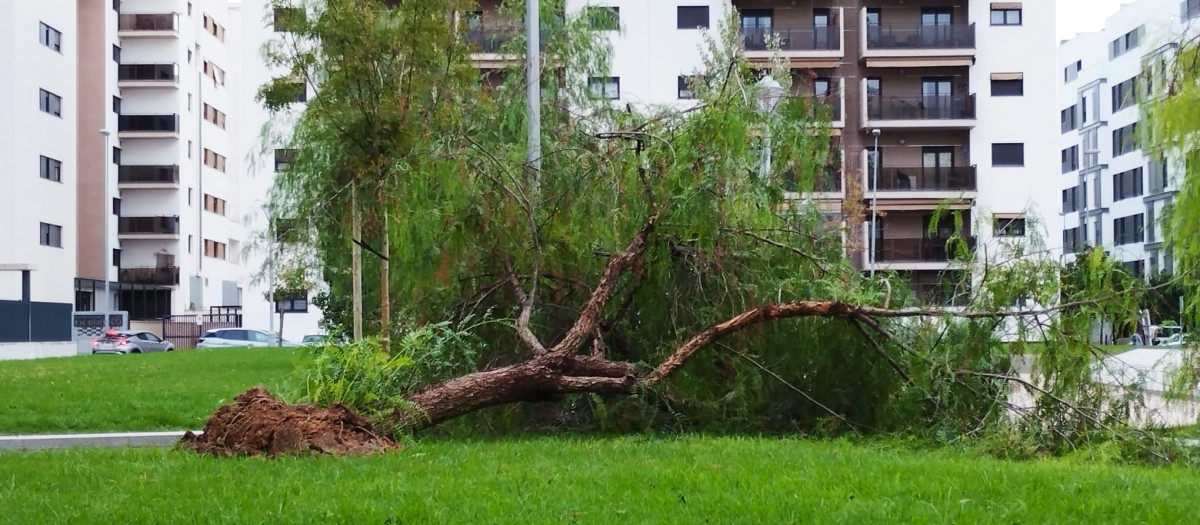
1057 0 1126 41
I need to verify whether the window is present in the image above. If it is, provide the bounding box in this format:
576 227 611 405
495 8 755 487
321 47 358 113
113 249 121 268
188 235 194 254
588 76 619 99
203 103 226 129
1186 0 1200 20
1112 77 1138 112
1113 167 1144 201
39 89 62 117
204 239 227 260
1109 26 1144 59
39 22 62 52
1061 146 1078 173
202 60 226 86
1061 105 1077 133
112 45 120 62
187 49 192 63
677 6 710 29
290 81 307 103
112 198 121 216
990 73 1023 96
585 6 619 31
1124 260 1146 279
188 188 193 206
1064 60 1081 83
275 149 298 171
1113 214 1145 245
112 147 121 166
203 148 227 172
1112 123 1137 157
113 0 119 11
678 76 697 99
1062 186 1083 213
113 96 121 114
1149 157 1169 193
990 7 1021 26
1063 226 1086 253
994 217 1027 237
202 14 226 41
277 290 309 313
39 156 62 182
203 194 227 216
39 223 62 248
992 143 1024 166
273 7 304 32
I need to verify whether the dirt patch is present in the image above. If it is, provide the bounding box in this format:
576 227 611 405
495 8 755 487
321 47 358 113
181 387 399 457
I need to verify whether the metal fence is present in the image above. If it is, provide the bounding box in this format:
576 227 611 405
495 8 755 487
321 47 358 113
161 311 242 349
0 301 72 343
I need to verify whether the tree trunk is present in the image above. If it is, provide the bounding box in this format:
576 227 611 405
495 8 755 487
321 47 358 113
351 186 364 341
380 212 390 353
277 310 286 348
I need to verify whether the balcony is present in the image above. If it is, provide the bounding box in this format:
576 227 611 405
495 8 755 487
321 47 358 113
863 93 976 129
117 64 179 88
118 216 180 239
785 165 843 197
866 166 977 199
117 13 179 38
876 237 976 263
739 10 844 68
118 165 180 188
117 114 180 139
464 24 549 68
859 9 974 66
119 267 180 286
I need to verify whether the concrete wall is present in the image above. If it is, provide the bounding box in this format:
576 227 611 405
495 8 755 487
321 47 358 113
0 342 79 361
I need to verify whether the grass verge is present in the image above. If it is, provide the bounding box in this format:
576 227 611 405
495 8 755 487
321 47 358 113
1 437 1199 523
0 347 300 434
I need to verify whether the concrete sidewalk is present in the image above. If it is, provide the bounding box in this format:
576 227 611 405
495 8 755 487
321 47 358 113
0 431 202 451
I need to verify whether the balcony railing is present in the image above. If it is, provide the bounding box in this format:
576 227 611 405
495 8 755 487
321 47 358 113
119 266 180 286
785 166 842 193
870 167 976 192
118 114 180 133
876 237 976 262
118 216 179 235
118 13 178 32
866 23 975 49
740 25 840 51
794 93 842 121
868 94 975 120
118 64 178 82
464 25 548 53
118 165 180 184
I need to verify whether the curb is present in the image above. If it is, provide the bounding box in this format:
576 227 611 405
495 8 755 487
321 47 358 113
0 431 203 451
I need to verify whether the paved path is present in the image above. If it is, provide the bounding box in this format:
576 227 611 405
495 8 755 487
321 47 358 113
0 431 201 451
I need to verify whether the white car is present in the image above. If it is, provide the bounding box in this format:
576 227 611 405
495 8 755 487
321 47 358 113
92 329 175 354
196 328 298 348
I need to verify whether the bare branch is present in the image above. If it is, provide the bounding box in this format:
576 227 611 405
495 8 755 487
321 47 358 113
504 259 546 355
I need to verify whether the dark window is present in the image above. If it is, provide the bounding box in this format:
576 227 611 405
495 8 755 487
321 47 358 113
112 147 122 166
39 223 62 248
112 197 121 216
39 155 62 182
1109 26 1144 59
113 0 120 11
990 8 1021 25
1112 123 1138 156
1113 214 1145 245
1186 0 1200 20
39 22 62 52
1062 186 1082 213
677 6 710 29
274 149 298 171
112 45 121 62
586 6 619 31
1060 105 1077 133
1113 167 1145 201
273 7 304 32
292 82 307 103
113 249 121 268
277 290 309 313
1061 146 1078 173
1064 60 1081 83
588 76 619 99
994 217 1027 237
113 96 121 114
39 89 62 117
991 77 1023 96
678 76 696 99
1112 76 1138 112
992 143 1024 166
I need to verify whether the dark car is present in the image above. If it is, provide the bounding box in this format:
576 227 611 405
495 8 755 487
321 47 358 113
92 329 175 354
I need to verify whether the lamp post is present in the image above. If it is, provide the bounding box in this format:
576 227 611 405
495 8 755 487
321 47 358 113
100 129 112 323
260 206 276 335
757 76 785 181
526 0 541 176
869 128 880 277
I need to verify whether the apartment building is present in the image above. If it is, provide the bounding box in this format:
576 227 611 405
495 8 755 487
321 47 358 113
75 0 245 322
468 0 1057 304
1058 0 1191 278
0 1 79 356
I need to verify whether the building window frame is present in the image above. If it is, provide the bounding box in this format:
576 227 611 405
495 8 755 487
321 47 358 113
39 222 63 248
677 6 710 29
39 155 62 182
39 89 62 117
989 8 1021 26
588 76 620 100
992 143 1025 167
39 22 63 52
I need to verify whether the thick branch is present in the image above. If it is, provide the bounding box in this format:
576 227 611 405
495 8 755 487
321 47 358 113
504 259 546 355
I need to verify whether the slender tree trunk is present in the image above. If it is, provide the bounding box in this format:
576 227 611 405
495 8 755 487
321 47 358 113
380 211 391 353
351 186 364 341
278 310 285 348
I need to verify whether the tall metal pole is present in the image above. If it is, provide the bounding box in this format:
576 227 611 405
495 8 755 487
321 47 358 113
526 0 541 174
100 129 112 322
264 207 275 335
869 129 880 278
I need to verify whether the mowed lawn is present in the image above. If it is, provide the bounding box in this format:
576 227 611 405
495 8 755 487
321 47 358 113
1 437 1199 523
0 347 300 434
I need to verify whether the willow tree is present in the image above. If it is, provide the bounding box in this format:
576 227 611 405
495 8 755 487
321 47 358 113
261 0 1146 446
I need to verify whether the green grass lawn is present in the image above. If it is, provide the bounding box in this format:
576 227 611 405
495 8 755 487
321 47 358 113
0 347 300 434
1 437 1198 523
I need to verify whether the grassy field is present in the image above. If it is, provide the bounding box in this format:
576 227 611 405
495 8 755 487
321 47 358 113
1 437 1198 523
0 347 300 434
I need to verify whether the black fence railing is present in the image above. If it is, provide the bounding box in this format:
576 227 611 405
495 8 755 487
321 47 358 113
464 25 548 53
876 237 976 262
740 24 841 51
870 166 976 191
118 165 179 184
119 267 180 286
865 23 975 49
0 301 72 343
118 114 180 133
792 93 842 121
162 312 242 349
118 13 178 32
785 166 842 192
118 216 179 235
118 64 178 82
868 94 976 120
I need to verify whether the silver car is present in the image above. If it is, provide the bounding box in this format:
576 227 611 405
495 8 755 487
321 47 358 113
92 330 175 354
196 328 298 348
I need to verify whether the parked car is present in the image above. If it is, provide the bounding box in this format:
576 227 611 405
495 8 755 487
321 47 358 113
92 329 174 354
196 328 298 348
301 334 328 346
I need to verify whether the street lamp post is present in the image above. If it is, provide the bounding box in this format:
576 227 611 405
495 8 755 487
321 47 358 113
261 206 276 335
756 76 785 181
869 128 880 277
100 129 112 324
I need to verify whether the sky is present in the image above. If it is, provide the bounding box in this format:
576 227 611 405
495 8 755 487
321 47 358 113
1057 0 1125 42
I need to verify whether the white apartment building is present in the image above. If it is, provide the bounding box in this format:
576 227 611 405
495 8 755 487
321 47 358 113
1058 0 1191 278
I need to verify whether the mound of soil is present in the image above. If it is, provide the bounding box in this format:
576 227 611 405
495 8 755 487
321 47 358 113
181 387 399 457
